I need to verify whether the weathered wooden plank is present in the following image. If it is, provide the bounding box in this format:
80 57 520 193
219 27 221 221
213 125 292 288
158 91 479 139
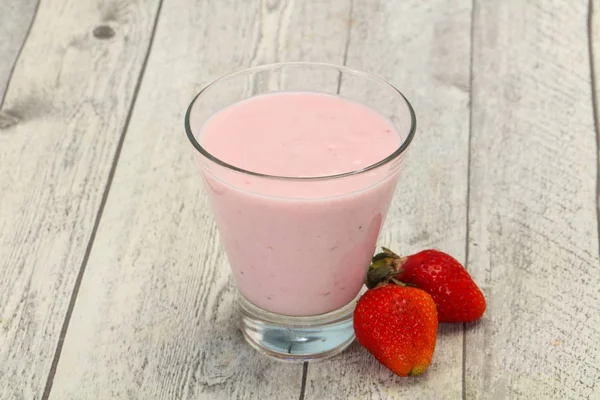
466 1 600 399
0 0 161 398
0 0 38 103
305 0 472 398
48 1 352 399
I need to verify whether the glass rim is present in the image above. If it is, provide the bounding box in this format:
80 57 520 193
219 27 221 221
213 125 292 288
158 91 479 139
184 61 417 181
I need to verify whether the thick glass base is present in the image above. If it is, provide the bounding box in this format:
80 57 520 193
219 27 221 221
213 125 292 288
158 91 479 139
237 294 356 361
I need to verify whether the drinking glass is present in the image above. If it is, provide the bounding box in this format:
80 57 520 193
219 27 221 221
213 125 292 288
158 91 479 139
185 62 416 361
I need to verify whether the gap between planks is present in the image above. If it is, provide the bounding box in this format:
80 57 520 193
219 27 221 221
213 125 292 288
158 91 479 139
40 1 166 398
299 361 308 400
588 0 600 272
463 0 478 399
304 1 356 396
0 0 41 109
239 2 358 396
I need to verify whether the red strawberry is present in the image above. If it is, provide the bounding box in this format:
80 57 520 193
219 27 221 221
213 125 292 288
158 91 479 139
353 283 438 377
368 248 486 322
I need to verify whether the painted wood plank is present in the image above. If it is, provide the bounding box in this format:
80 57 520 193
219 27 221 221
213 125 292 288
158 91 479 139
48 1 352 399
0 0 38 104
305 0 472 398
0 0 161 398
466 1 600 399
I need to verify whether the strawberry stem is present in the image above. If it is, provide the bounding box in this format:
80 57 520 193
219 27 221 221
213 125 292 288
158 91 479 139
367 247 411 288
366 264 396 289
381 247 399 257
390 278 406 286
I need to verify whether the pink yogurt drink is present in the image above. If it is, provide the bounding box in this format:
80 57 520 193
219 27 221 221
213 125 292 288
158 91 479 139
194 91 405 316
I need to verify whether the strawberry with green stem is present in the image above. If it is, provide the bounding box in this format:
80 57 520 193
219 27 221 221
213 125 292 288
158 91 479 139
367 248 486 323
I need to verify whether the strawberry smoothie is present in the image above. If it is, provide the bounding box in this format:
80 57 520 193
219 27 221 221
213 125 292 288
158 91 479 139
195 92 404 316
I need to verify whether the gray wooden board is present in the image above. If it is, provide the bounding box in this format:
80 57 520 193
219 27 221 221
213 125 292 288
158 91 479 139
0 0 38 104
48 0 353 399
466 0 600 399
0 0 160 398
3 0 599 399
305 0 471 398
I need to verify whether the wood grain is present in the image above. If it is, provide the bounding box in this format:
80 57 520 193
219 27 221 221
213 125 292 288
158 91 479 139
305 0 472 398
0 0 38 104
466 1 600 399
48 0 353 399
0 0 160 398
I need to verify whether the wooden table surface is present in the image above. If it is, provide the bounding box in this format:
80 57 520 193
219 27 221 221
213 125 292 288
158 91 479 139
1 0 599 399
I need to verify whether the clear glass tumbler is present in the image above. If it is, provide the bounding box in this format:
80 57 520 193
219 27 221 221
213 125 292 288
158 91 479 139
185 62 416 361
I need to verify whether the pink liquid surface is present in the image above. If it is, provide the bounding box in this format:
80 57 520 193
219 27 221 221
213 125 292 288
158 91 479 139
197 92 402 316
